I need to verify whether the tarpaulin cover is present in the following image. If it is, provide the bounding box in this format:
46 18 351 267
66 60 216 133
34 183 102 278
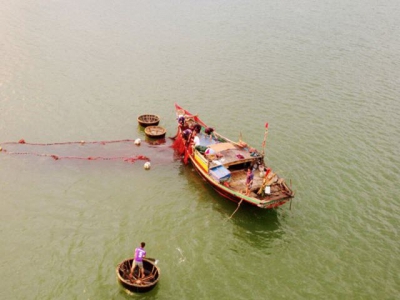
209 165 231 182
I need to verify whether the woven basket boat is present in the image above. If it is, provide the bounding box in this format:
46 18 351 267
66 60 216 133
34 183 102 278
116 258 160 293
137 114 160 127
144 126 166 138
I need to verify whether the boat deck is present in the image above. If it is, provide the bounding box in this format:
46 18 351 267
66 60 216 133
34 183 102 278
198 133 257 167
175 103 294 207
228 169 264 197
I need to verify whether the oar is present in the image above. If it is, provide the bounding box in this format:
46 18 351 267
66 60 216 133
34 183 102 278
146 258 159 276
145 258 159 281
145 257 159 264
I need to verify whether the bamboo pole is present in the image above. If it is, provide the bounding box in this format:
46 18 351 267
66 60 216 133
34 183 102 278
261 123 269 157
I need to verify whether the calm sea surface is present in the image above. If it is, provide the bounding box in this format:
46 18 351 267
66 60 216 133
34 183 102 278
1 1 399 299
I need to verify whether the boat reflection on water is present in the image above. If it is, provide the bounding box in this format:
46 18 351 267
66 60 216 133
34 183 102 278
216 197 285 248
145 136 167 145
179 163 285 247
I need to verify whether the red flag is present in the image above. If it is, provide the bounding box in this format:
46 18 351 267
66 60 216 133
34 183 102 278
265 122 269 129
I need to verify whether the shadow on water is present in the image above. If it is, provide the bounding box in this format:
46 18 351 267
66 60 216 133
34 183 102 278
144 137 167 145
117 282 160 300
213 192 284 248
178 163 285 248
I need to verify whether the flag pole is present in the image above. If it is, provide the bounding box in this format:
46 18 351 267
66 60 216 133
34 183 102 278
261 122 269 157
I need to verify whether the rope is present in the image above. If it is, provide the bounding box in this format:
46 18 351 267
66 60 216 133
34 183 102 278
227 198 243 220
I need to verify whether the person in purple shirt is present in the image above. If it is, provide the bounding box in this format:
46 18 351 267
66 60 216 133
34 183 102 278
130 242 146 278
245 168 254 196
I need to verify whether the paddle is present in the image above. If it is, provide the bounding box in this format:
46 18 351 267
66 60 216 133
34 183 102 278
145 257 159 264
146 258 159 275
146 258 159 280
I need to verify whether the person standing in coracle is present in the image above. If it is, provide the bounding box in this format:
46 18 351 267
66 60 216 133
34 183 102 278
130 242 146 278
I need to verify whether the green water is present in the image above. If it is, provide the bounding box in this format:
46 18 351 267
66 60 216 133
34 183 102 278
1 1 399 299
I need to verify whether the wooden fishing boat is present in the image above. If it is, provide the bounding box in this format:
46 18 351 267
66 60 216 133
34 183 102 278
173 103 295 209
116 258 160 293
137 114 160 127
144 126 166 138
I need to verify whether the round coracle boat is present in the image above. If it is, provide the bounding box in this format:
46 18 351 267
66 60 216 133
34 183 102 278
137 114 160 127
116 258 160 293
144 126 166 138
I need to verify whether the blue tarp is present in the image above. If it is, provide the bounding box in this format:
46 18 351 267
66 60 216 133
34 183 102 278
209 165 231 182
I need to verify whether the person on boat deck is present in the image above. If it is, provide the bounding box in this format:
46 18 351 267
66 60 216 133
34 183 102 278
191 123 202 134
245 168 254 196
130 242 146 279
178 115 185 128
192 131 200 147
182 128 192 144
178 115 189 131
205 127 214 140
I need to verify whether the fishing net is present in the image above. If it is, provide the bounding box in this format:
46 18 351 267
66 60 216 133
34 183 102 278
0 139 151 164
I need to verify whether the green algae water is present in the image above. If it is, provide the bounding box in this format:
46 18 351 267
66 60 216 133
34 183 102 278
0 1 399 299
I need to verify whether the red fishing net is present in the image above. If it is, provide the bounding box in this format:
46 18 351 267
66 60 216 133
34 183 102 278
0 139 150 164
